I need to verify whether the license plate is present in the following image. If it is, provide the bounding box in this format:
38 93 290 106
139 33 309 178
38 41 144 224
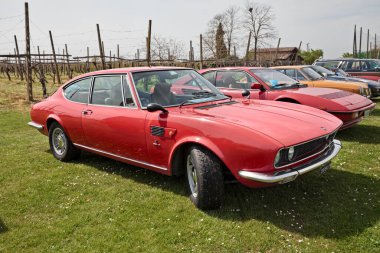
364 110 371 117
320 163 331 174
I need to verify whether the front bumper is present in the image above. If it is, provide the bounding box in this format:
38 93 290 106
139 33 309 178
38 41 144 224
238 140 341 184
27 121 44 130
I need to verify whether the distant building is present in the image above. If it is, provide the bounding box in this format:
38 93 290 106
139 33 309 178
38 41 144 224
249 47 304 65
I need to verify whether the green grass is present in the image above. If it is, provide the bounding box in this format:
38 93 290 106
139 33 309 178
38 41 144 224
0 75 379 252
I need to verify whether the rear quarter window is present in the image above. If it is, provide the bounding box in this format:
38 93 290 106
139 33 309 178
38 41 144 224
63 78 91 103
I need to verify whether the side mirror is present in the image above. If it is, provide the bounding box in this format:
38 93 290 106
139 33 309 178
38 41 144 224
147 103 168 113
242 89 250 98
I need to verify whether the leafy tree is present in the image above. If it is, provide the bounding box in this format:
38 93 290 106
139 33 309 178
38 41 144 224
299 49 324 64
215 23 228 59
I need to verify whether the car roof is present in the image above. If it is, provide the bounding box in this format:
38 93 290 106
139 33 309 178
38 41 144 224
68 66 193 83
316 58 378 62
271 65 309 69
199 67 266 72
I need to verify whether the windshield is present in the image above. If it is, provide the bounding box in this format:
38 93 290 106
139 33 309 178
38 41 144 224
131 69 228 107
250 69 299 88
310 65 335 76
301 67 323 80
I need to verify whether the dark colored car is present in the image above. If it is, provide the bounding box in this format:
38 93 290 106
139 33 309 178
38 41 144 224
310 65 380 97
314 58 380 79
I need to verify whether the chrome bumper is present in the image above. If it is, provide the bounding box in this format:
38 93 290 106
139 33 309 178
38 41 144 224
27 121 44 130
238 140 342 184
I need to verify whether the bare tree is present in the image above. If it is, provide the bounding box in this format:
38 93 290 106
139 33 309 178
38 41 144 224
203 14 224 59
203 6 240 59
151 35 185 61
223 6 240 57
243 1 277 61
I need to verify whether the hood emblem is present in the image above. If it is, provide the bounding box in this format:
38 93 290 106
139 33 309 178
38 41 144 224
320 127 327 131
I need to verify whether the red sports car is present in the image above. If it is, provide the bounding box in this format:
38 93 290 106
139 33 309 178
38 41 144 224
28 67 342 209
199 67 375 130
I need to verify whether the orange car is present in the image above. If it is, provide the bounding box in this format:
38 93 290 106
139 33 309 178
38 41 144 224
272 65 371 97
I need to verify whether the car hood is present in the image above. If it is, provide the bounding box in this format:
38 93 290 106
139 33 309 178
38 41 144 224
328 76 380 88
286 87 370 107
191 100 341 147
310 79 368 88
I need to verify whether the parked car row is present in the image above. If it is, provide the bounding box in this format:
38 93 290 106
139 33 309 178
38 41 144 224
28 66 375 209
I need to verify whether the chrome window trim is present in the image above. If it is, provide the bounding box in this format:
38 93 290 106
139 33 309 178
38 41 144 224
90 75 126 108
122 74 138 109
73 143 168 171
62 76 93 105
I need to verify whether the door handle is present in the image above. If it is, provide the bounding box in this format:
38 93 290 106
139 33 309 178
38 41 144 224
82 109 93 115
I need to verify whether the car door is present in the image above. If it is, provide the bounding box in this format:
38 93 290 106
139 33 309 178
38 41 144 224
61 77 92 145
81 74 148 162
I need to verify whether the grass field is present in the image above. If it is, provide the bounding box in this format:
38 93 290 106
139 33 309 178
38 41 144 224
0 75 379 252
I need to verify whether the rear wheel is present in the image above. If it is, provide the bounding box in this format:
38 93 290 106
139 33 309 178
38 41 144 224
49 122 81 161
185 145 224 210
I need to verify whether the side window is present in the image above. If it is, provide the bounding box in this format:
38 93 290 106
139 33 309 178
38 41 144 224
285 69 296 79
296 70 306 80
63 78 91 103
91 76 124 106
216 71 257 89
345 60 360 71
123 75 136 108
202 71 216 85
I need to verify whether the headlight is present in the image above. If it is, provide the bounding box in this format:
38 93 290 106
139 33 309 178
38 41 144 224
274 151 281 167
288 147 295 161
352 112 359 119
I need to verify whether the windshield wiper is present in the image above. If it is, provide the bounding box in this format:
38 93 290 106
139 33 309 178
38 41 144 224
178 99 195 109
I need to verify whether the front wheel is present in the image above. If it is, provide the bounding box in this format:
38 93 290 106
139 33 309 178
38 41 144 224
185 145 224 210
49 122 81 162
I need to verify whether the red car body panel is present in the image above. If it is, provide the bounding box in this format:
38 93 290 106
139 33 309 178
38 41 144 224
198 67 375 129
29 67 343 188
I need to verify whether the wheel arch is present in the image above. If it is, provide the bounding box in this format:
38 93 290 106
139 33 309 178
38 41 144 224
169 137 227 177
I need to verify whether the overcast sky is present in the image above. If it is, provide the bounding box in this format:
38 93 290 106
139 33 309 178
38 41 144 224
0 0 379 59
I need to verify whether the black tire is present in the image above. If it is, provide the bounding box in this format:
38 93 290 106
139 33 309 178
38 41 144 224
48 122 81 162
185 145 224 210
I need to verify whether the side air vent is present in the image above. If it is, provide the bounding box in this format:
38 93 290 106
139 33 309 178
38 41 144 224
150 126 165 136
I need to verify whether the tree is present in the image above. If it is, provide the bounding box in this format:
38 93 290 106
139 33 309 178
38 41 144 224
223 6 240 56
150 35 185 61
215 23 228 59
203 6 240 59
299 49 324 64
243 1 277 61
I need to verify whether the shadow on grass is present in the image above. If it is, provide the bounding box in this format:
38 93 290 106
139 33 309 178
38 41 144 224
0 219 8 234
337 124 380 144
72 152 379 239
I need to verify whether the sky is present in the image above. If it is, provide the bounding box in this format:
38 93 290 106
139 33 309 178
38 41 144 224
0 0 379 59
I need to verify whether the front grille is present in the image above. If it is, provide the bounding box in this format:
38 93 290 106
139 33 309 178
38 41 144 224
276 131 337 168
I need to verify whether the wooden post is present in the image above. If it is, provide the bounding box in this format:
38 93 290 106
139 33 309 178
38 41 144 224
147 20 152 66
245 31 252 64
375 34 377 59
234 45 236 58
189 40 193 61
25 2 33 101
275 37 281 64
86 46 90 71
49 30 61 84
14 35 24 80
366 29 369 58
117 44 120 68
359 27 362 58
200 34 203 69
65 44 72 78
353 25 357 57
96 24 105 69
